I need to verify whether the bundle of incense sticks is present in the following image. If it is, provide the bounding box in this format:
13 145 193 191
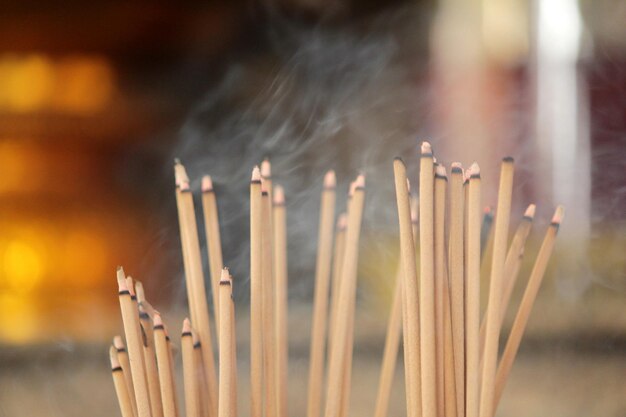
109 143 563 417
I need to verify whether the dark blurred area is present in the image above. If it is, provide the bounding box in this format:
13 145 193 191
0 0 624 416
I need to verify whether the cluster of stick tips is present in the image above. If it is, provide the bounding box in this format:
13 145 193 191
109 142 564 417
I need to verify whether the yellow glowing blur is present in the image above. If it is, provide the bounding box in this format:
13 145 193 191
2 240 44 293
0 293 39 344
0 53 114 114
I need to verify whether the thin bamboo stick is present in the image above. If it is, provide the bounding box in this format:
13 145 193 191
327 213 347 357
479 158 515 417
249 166 263 417
219 269 234 417
434 164 447 417
181 319 200 417
153 313 179 417
111 345 136 417
114 335 138 417
307 171 337 417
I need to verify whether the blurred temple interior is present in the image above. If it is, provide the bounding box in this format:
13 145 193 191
0 0 624 416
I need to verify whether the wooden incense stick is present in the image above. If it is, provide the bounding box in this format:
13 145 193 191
448 162 465 417
465 163 482 417
250 166 263 417
307 170 337 417
479 157 515 417
229 271 238 417
478 204 536 360
392 159 421 417
419 142 437 417
443 272 457 417
373 193 418 417
493 206 564 411
273 185 289 417
113 335 138 417
153 313 179 417
261 159 273 199
181 319 200 417
201 175 224 337
174 162 218 416
324 174 365 417
219 269 234 417
138 302 164 417
111 345 136 417
261 184 278 417
117 269 152 417
327 213 347 356
434 164 447 417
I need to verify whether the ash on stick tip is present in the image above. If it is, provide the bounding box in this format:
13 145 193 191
451 162 463 174
393 156 405 165
201 175 213 192
251 166 261 182
421 141 432 155
117 276 129 293
337 213 347 230
113 335 125 350
179 180 190 191
220 267 231 281
274 185 285 205
324 170 336 188
435 164 447 178
469 162 481 177
174 159 189 186
355 173 365 188
182 318 192 334
524 204 537 218
109 345 121 368
261 158 271 178
503 156 515 163
552 206 565 224
153 312 163 327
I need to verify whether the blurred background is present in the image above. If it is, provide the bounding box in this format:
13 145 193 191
0 0 624 416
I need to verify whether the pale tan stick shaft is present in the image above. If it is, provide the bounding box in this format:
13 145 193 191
338 303 355 417
465 165 481 417
327 215 347 359
181 321 200 417
323 178 365 417
419 143 437 417
448 165 465 417
154 316 179 417
273 186 289 417
219 272 234 417
434 167 447 417
392 159 421 417
262 190 278 417
479 158 515 417
230 279 238 417
165 333 179 414
493 208 563 412
193 340 207 417
478 210 534 362
201 177 224 338
118 275 152 417
140 311 164 417
373 268 402 417
111 346 136 417
443 275 457 417
250 167 263 417
307 173 337 417
114 336 138 417
175 172 218 415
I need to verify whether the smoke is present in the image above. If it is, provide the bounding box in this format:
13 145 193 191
173 7 432 301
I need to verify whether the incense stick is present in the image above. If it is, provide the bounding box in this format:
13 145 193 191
111 345 136 417
218 269 234 417
466 163 482 417
138 302 164 417
117 269 152 417
493 206 564 411
113 335 138 417
307 170 336 417
392 159 421 417
448 162 465 417
181 319 200 417
273 185 289 417
249 166 263 417
153 313 179 417
201 175 224 338
419 142 437 417
327 213 347 357
324 174 365 417
479 157 515 417
434 164 447 417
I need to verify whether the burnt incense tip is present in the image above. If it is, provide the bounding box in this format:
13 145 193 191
117 278 129 294
348 180 356 197
261 158 271 178
201 175 213 192
337 213 347 230
113 335 125 350
109 345 121 369
324 170 336 188
435 164 447 178
421 141 433 156
469 162 481 178
451 162 463 174
182 318 192 335
524 204 537 219
551 205 565 225
503 156 514 163
116 266 125 284
220 267 230 281
393 156 404 163
251 166 261 182
179 180 190 191
274 185 285 205
355 173 365 188
153 312 163 328
134 281 145 303
174 159 190 186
